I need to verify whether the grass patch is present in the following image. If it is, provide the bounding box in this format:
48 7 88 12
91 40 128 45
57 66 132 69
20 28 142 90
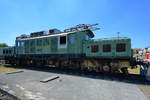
0 65 23 74
128 65 140 75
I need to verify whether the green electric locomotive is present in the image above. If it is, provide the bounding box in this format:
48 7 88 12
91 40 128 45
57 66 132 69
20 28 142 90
3 24 132 74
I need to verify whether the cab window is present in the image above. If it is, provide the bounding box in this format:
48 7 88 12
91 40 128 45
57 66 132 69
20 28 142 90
60 36 66 44
116 43 126 52
103 44 111 52
58 35 67 48
91 45 99 53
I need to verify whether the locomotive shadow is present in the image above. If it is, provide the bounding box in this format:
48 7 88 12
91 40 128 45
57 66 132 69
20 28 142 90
4 65 150 86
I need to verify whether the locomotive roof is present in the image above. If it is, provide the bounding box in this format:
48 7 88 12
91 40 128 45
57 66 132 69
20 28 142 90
3 46 15 50
17 30 94 41
88 37 131 42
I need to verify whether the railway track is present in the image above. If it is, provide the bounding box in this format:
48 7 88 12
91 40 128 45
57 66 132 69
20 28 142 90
18 65 150 84
57 69 149 83
4 64 150 83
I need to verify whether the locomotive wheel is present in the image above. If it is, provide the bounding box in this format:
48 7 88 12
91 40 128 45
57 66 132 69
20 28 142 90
121 68 128 75
103 65 110 72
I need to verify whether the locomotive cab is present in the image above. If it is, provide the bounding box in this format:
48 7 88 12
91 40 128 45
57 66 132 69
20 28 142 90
83 36 131 73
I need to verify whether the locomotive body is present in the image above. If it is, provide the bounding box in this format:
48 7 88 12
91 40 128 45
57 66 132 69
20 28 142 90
3 25 132 73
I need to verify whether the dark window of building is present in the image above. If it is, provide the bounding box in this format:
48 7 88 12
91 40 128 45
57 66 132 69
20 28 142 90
116 43 126 52
60 36 66 44
91 45 99 53
3 50 5 54
103 44 111 52
6 50 8 54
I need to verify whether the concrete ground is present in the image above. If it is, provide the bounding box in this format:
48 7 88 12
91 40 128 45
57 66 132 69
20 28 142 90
0 67 149 100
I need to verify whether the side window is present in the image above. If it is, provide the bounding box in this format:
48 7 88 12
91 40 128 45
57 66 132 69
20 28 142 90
70 34 75 44
17 41 20 47
103 44 111 52
91 45 99 53
116 43 126 52
58 35 67 48
21 41 24 47
17 41 24 47
19 41 22 47
60 36 66 45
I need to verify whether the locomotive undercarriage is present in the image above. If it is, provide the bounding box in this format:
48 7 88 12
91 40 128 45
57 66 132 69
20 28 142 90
5 56 130 74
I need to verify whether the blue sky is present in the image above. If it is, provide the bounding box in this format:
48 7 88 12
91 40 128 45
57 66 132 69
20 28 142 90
0 0 150 48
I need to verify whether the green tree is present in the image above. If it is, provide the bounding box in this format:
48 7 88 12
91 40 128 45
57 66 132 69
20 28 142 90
135 50 139 54
0 43 8 47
